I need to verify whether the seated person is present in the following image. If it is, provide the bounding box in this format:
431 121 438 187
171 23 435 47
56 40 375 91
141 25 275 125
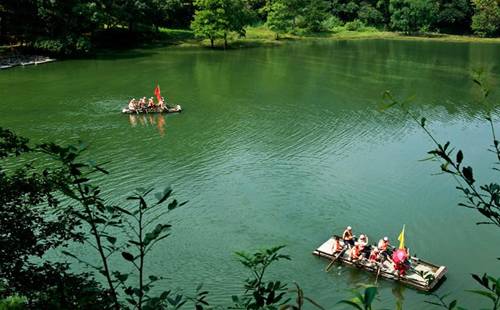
148 97 156 108
378 237 391 258
158 98 165 109
332 235 344 254
349 242 363 262
139 97 146 109
369 247 380 262
128 98 137 110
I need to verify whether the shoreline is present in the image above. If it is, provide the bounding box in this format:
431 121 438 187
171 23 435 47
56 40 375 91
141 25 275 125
2 28 499 68
0 55 56 70
168 27 500 49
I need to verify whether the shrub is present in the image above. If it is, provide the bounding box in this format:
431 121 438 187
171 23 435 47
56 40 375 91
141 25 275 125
322 15 343 31
345 19 366 31
471 0 500 37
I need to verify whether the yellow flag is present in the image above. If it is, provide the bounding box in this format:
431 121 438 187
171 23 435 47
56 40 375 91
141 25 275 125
398 224 405 249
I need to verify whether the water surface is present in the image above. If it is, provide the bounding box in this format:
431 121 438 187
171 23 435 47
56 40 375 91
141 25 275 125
1 39 500 308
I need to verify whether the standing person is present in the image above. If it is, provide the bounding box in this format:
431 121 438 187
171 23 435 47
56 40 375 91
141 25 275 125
343 226 355 248
358 234 370 258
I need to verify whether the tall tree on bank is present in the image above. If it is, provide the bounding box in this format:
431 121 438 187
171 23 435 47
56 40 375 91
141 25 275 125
191 0 252 48
434 0 472 33
265 0 293 39
471 0 500 36
303 0 329 32
389 0 438 33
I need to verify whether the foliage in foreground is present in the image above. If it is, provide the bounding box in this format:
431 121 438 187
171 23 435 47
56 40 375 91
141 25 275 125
379 71 500 309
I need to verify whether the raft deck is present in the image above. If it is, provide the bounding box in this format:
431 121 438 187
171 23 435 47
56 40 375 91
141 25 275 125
313 236 447 291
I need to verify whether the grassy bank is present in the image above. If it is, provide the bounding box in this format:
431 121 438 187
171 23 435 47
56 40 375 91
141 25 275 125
162 25 500 50
4 25 500 60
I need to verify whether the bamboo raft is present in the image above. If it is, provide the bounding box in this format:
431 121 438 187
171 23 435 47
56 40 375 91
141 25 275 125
122 104 182 114
313 236 447 291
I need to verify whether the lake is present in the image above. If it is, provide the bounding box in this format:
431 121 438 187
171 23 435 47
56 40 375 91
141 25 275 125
1 39 499 308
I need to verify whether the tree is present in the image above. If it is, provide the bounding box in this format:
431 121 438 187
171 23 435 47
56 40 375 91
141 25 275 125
358 2 384 26
0 128 113 309
389 0 438 33
265 0 293 39
191 0 252 48
303 0 329 32
434 0 472 34
471 0 500 37
328 0 360 22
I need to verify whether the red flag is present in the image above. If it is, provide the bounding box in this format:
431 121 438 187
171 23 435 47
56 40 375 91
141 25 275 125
154 84 161 103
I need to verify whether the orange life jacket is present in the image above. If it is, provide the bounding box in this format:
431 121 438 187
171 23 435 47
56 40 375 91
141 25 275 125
334 240 342 252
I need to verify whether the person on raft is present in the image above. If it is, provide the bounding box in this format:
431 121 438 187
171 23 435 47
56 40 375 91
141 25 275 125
148 97 156 108
392 247 410 276
343 226 355 248
158 97 166 109
128 98 137 111
378 236 391 259
138 97 146 109
331 235 344 254
369 247 380 262
349 242 364 262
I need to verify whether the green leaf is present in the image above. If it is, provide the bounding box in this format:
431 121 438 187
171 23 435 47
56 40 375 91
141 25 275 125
149 275 159 282
456 150 463 165
462 166 475 184
114 272 128 282
337 300 363 310
364 287 377 307
160 290 170 300
106 236 117 245
155 187 172 204
122 251 135 262
168 199 178 210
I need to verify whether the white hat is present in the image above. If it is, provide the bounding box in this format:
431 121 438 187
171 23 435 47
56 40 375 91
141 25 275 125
347 226 352 230
360 234 365 239
383 237 388 241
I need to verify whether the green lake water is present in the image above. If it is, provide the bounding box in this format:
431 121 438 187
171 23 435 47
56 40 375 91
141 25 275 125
1 39 500 308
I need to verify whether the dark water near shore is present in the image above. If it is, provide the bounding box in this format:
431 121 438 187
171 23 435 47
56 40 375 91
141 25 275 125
1 39 500 308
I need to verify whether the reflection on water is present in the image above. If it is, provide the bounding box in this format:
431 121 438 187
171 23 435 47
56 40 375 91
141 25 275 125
392 284 406 310
128 114 166 136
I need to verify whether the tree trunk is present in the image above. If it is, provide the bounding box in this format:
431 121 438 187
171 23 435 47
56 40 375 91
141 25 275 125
276 33 279 40
223 32 227 49
210 36 214 48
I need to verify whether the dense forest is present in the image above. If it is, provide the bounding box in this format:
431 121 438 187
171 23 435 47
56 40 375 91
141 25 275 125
1 0 499 54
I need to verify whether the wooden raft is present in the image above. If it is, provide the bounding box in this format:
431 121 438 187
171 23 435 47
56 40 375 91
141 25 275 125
312 236 447 291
